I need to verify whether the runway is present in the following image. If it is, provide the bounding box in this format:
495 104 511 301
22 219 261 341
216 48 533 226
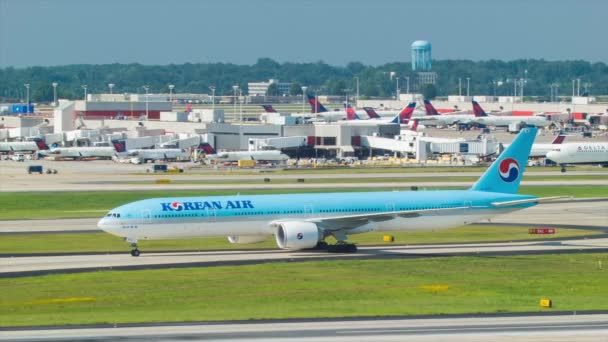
2 314 608 341
3 237 607 277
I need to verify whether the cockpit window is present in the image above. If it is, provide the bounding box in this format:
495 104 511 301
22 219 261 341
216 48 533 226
107 213 121 218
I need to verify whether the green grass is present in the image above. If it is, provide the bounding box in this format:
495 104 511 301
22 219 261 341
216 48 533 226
1 253 607 327
1 186 606 220
0 225 598 255
129 174 608 185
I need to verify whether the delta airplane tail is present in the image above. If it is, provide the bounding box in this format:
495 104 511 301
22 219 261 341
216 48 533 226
111 140 127 153
423 100 440 116
472 101 489 117
552 131 566 144
345 104 360 120
362 107 381 119
261 105 277 113
391 102 416 124
307 94 328 113
34 138 50 150
199 143 217 155
471 126 537 194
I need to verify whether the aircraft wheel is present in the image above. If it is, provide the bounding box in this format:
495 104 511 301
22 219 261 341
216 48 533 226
130 249 141 257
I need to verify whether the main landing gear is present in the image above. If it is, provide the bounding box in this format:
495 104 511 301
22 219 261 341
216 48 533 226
312 240 358 253
126 238 140 257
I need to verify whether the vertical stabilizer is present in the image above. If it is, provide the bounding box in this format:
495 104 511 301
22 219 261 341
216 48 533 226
470 127 537 193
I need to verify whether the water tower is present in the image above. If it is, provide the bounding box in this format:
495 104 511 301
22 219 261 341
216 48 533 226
411 40 432 71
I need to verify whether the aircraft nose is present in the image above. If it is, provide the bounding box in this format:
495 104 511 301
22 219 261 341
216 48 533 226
97 217 110 231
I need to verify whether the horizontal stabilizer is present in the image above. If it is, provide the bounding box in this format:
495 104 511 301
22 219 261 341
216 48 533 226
490 196 571 207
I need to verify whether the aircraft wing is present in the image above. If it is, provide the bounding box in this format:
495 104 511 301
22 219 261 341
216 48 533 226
299 206 471 231
490 196 571 207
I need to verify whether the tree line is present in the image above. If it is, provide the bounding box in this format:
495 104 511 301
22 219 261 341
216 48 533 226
1 58 606 102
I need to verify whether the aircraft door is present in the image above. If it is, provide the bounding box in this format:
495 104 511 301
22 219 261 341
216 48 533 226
206 208 217 222
141 209 152 224
304 204 314 217
385 202 395 212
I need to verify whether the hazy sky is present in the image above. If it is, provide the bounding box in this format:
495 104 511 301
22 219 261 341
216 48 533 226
1 0 606 68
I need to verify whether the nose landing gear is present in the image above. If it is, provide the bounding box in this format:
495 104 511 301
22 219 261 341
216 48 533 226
126 238 140 257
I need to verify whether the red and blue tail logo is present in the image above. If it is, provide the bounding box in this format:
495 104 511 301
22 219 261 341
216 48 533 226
199 143 217 155
261 105 277 113
111 140 126 153
423 100 439 116
362 107 381 119
398 102 416 123
551 132 566 144
34 138 49 150
472 101 488 117
344 104 360 120
307 94 328 113
498 158 520 183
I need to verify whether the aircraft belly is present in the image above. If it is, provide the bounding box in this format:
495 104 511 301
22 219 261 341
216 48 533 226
372 210 511 232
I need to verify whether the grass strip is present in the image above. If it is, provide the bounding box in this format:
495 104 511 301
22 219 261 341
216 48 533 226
1 253 606 327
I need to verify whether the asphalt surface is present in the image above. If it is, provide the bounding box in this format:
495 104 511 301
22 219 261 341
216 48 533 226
2 314 608 341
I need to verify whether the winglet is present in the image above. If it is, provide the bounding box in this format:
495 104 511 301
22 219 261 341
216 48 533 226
470 126 538 194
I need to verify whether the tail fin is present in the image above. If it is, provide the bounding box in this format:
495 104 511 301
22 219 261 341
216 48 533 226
33 138 49 150
111 140 127 153
261 105 277 113
307 94 328 113
390 102 416 124
362 107 381 119
472 101 489 117
344 104 360 120
411 119 419 131
551 131 566 144
199 143 217 155
470 126 538 194
423 100 440 116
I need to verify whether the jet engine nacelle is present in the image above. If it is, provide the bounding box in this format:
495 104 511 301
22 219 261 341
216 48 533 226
275 221 320 250
227 235 267 244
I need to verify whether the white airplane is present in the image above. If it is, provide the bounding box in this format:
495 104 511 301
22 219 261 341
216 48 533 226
345 102 416 125
546 142 608 172
416 100 478 126
98 127 564 256
201 143 289 163
471 101 552 127
40 146 118 160
0 139 49 153
127 149 190 164
500 132 567 158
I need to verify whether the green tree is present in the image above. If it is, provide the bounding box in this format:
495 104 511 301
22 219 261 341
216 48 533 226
289 82 303 96
266 83 278 96
421 84 437 100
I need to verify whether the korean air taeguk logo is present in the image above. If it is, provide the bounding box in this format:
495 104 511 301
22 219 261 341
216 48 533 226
498 158 520 182
171 201 184 211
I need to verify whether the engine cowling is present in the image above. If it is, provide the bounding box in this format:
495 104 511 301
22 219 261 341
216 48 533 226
227 235 267 244
275 221 321 250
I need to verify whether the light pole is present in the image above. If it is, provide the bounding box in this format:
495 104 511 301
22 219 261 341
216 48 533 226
168 84 175 102
142 85 150 119
239 88 243 122
343 88 351 108
466 77 470 97
24 83 30 105
395 77 400 100
232 85 239 121
520 78 524 102
354 77 359 107
301 86 308 112
52 82 58 106
405 76 410 94
458 78 462 96
209 86 216 113
572 79 575 97
81 85 87 101
108 83 115 95
577 78 581 96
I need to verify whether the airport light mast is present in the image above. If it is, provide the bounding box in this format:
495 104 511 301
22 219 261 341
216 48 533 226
52 82 58 106
232 85 239 122
395 77 400 100
142 85 150 119
301 86 308 112
405 76 410 94
466 77 470 97
209 86 216 113
24 83 30 108
353 77 359 107
168 84 175 102
81 85 87 101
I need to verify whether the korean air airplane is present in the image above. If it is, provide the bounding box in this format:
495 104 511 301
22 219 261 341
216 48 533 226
99 127 557 256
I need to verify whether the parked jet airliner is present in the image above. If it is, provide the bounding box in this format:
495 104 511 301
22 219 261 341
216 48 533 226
99 127 558 256
546 142 608 172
